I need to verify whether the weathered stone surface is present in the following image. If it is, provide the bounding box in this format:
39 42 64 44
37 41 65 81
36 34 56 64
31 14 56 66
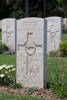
2 18 16 52
46 17 62 54
63 18 67 30
0 20 2 30
17 18 47 88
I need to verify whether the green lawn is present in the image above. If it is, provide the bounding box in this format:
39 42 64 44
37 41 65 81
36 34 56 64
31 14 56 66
0 54 16 65
0 93 49 100
47 56 67 82
62 34 67 40
0 54 16 80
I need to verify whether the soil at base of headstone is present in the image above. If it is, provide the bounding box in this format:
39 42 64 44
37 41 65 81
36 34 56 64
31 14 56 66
0 86 66 100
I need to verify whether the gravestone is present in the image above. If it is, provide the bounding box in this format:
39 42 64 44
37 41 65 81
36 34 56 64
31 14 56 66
46 17 62 54
17 18 47 88
2 18 16 52
63 18 67 30
0 20 2 30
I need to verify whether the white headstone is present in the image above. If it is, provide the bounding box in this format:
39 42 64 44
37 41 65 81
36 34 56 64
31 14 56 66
2 18 16 52
63 18 67 30
46 17 62 54
17 18 47 88
0 20 2 30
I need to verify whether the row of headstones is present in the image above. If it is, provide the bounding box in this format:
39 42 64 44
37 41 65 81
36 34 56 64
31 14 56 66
2 17 62 54
2 17 62 88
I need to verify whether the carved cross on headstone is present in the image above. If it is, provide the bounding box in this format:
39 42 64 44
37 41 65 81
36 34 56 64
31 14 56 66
3 26 13 43
49 25 59 50
18 32 42 73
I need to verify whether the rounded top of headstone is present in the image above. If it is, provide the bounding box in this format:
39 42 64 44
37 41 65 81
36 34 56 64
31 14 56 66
45 16 62 20
17 17 46 26
2 18 16 22
18 17 44 21
2 18 16 26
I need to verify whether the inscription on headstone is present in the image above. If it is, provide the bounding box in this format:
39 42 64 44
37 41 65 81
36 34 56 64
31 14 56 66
17 18 47 88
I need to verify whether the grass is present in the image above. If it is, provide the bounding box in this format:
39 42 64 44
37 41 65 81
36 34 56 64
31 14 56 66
47 57 67 82
0 54 16 65
62 34 67 40
0 93 49 100
0 54 16 80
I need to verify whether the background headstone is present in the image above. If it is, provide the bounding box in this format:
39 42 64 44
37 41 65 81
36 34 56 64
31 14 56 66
63 18 67 30
17 18 47 88
2 18 16 52
0 20 2 30
46 17 62 54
